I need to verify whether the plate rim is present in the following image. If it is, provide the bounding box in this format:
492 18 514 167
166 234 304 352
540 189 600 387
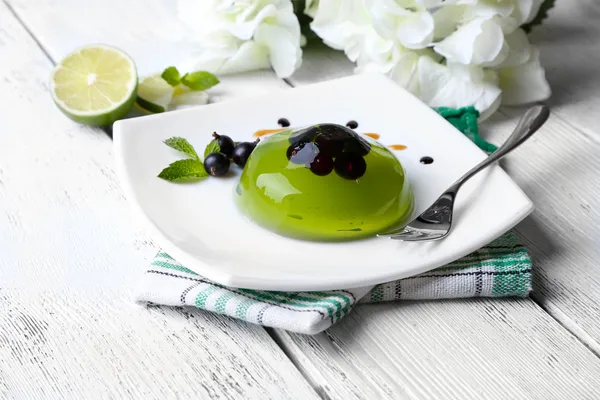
113 74 534 291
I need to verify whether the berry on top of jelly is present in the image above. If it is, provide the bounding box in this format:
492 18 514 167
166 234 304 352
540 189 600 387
285 123 370 179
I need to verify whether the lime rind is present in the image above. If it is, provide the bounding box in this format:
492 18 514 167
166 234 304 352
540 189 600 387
136 74 175 113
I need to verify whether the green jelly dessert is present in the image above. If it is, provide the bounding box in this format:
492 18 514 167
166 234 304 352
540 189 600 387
235 123 414 241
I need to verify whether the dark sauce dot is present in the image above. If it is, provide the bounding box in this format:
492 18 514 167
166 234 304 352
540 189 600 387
278 118 290 127
346 120 358 129
420 156 434 164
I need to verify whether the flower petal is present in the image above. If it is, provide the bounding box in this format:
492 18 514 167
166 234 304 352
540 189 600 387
432 5 466 40
417 57 502 120
497 28 531 68
395 11 434 49
255 24 302 78
229 4 277 41
434 17 507 66
511 0 544 25
499 47 551 105
389 51 420 95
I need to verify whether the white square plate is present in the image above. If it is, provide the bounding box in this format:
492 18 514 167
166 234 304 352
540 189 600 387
114 74 533 291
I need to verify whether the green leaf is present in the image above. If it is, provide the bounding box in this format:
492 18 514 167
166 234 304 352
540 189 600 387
164 137 199 160
158 159 208 182
204 139 221 159
181 71 220 91
522 0 555 32
161 66 181 86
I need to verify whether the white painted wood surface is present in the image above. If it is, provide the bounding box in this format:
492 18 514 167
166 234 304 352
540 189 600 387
0 2 317 399
276 299 600 399
2 0 600 399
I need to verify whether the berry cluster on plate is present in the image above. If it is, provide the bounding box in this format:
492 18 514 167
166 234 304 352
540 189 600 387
286 124 371 179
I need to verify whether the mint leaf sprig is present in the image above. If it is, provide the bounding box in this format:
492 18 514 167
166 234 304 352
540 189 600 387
181 71 219 91
204 138 221 159
165 137 199 159
160 66 219 91
159 135 233 182
158 159 208 181
158 137 208 182
161 66 181 86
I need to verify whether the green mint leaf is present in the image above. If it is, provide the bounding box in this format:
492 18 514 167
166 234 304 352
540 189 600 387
164 137 199 160
161 66 181 86
522 0 555 32
181 71 219 91
158 159 208 182
204 139 221 159
234 141 240 146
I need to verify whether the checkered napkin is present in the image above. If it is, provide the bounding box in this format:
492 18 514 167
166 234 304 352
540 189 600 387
134 107 532 334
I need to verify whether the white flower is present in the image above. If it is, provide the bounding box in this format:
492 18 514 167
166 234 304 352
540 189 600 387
434 16 509 66
509 0 545 25
307 0 550 119
403 55 502 120
497 32 551 105
177 0 302 78
365 0 438 49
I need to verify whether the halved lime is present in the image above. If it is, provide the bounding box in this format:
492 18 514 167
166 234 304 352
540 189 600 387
50 44 137 126
136 75 174 113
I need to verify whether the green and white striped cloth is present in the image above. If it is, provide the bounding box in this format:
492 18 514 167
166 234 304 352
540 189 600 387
135 232 531 334
134 107 533 334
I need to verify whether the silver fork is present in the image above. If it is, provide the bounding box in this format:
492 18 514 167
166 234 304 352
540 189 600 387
378 104 550 241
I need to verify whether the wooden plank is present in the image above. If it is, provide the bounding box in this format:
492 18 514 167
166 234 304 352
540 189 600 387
11 0 600 399
0 3 317 398
273 4 600 397
526 0 600 140
483 109 600 355
275 299 600 399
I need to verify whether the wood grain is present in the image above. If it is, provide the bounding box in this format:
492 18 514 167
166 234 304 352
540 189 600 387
276 299 600 400
5 0 600 399
527 0 600 140
0 3 317 398
483 110 600 355
280 4 600 398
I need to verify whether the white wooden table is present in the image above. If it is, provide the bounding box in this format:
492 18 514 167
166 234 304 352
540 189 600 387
1 1 600 398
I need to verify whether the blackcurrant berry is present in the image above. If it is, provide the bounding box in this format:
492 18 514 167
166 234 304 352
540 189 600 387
288 126 319 144
318 124 352 141
212 132 235 158
204 152 230 177
310 154 334 176
232 139 260 168
334 152 367 180
277 118 290 127
286 141 318 165
315 134 344 157
343 136 371 156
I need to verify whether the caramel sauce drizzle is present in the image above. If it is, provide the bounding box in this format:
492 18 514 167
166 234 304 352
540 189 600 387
253 128 285 137
364 133 380 140
388 144 407 150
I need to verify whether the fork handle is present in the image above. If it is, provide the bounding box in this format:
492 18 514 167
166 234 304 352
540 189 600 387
449 105 550 192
